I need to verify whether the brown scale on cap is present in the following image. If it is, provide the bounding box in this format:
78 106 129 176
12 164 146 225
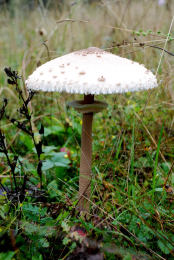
25 46 158 215
49 69 52 72
59 64 64 68
79 71 86 75
98 76 105 82
53 75 57 78
61 71 65 74
74 47 106 56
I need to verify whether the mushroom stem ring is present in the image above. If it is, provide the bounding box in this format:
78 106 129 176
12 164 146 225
68 94 108 211
26 46 158 213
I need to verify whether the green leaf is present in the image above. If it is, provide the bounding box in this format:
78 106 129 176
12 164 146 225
0 204 9 219
42 160 54 171
152 124 164 200
157 239 173 254
40 217 53 225
0 251 15 260
32 255 43 260
136 32 141 36
42 152 70 170
61 221 70 232
123 255 132 260
22 203 47 222
20 133 33 151
42 145 57 153
56 211 70 222
44 125 64 137
134 157 152 168
62 237 71 245
38 238 49 248
22 221 55 237
155 188 163 192
47 180 61 198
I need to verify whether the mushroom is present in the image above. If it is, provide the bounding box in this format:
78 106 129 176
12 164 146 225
26 47 158 212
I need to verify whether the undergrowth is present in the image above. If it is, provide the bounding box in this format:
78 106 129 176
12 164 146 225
0 0 174 259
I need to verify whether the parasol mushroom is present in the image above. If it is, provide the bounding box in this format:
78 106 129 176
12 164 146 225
26 47 158 212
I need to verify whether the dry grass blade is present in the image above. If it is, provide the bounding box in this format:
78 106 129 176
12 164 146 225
56 178 166 260
134 112 167 164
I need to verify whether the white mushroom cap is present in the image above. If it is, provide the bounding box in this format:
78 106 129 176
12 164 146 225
26 47 158 95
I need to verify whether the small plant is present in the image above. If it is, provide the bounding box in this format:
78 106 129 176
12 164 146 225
0 67 76 259
0 68 47 206
4 67 44 182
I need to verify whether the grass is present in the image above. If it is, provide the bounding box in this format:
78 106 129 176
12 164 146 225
0 0 174 259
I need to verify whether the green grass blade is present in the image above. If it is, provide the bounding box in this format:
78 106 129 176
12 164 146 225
152 124 164 201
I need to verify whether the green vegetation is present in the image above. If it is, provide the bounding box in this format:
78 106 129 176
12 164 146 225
0 1 174 259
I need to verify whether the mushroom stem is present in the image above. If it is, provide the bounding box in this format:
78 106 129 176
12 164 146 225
83 94 94 104
78 94 94 211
